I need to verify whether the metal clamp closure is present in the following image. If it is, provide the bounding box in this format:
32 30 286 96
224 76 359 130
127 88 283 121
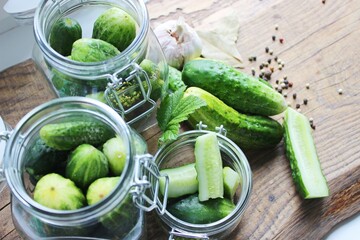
131 154 169 214
104 63 156 125
169 229 209 240
196 121 227 136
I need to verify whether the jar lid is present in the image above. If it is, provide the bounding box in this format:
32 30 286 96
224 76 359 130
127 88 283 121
3 0 41 24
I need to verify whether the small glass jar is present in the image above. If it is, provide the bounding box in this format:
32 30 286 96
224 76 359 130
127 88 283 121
32 0 168 131
152 127 253 239
0 97 167 239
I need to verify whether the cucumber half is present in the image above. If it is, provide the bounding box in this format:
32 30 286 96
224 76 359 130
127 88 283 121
195 132 224 201
159 163 198 198
283 107 329 199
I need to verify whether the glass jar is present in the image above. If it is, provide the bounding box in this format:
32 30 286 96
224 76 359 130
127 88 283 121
152 126 253 239
32 0 168 131
0 97 167 239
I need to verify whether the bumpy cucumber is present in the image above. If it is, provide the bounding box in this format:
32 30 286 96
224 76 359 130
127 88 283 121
223 166 241 201
71 38 120 62
283 107 329 199
40 120 114 150
167 194 235 224
195 132 224 201
49 17 82 56
25 138 69 180
182 58 287 116
159 163 198 198
34 173 85 210
168 65 186 92
185 87 283 150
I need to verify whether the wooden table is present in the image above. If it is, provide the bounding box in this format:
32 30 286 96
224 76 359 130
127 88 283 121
1 0 359 239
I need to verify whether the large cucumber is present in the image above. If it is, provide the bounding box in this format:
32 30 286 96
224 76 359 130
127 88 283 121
182 59 287 116
185 87 283 150
40 120 114 150
195 132 224 201
283 107 329 199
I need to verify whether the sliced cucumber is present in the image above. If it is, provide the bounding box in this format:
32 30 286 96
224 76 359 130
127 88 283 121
283 107 329 199
159 163 198 198
195 132 224 201
223 166 241 201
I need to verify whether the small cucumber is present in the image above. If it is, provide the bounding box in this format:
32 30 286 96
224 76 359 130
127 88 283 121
159 163 198 198
283 107 329 199
102 136 127 176
195 132 223 201
223 166 241 201
168 65 186 92
86 177 120 205
167 194 235 224
40 120 114 150
34 173 85 210
49 17 82 56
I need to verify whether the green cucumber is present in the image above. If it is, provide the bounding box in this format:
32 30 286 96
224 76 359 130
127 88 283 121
167 194 235 224
71 38 120 62
283 107 329 199
195 132 223 201
65 144 109 190
34 173 85 210
49 17 82 56
159 163 198 198
86 177 120 205
92 7 136 51
102 136 127 176
182 58 287 116
223 166 241 201
185 87 284 150
40 120 114 150
25 138 69 180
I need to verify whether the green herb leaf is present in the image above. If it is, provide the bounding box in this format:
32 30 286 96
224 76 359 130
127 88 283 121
157 87 206 145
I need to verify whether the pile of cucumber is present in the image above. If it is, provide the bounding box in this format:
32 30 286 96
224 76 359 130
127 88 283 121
26 120 127 210
166 58 329 200
159 132 241 224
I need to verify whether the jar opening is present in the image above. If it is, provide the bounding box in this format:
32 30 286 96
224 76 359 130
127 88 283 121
153 130 253 237
33 0 150 76
4 97 135 224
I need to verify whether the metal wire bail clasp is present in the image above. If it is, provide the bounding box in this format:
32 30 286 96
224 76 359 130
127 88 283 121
196 121 227 136
131 153 169 214
104 63 157 125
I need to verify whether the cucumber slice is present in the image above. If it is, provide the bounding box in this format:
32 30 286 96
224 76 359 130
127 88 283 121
159 163 198 198
223 166 241 201
195 132 224 201
283 107 329 199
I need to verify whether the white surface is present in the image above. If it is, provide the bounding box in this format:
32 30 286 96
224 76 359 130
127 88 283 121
0 0 359 238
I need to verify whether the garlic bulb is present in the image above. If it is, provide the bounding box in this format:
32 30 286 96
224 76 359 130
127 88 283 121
154 17 202 70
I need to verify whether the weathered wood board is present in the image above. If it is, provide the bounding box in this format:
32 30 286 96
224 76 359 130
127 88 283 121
1 0 360 239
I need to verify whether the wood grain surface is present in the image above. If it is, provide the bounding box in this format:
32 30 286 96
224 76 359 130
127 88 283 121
1 0 359 239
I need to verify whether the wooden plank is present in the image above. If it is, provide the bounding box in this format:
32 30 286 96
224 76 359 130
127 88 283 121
0 0 359 239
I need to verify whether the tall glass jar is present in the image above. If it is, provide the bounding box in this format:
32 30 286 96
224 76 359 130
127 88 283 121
0 97 167 239
152 128 253 239
32 0 168 131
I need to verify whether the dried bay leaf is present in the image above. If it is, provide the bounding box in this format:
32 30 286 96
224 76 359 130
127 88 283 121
196 13 244 68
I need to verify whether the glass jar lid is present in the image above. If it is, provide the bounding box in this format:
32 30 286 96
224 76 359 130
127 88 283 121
3 0 41 24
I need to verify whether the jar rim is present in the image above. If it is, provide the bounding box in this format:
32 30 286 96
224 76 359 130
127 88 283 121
4 97 135 223
33 0 150 74
153 130 253 236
